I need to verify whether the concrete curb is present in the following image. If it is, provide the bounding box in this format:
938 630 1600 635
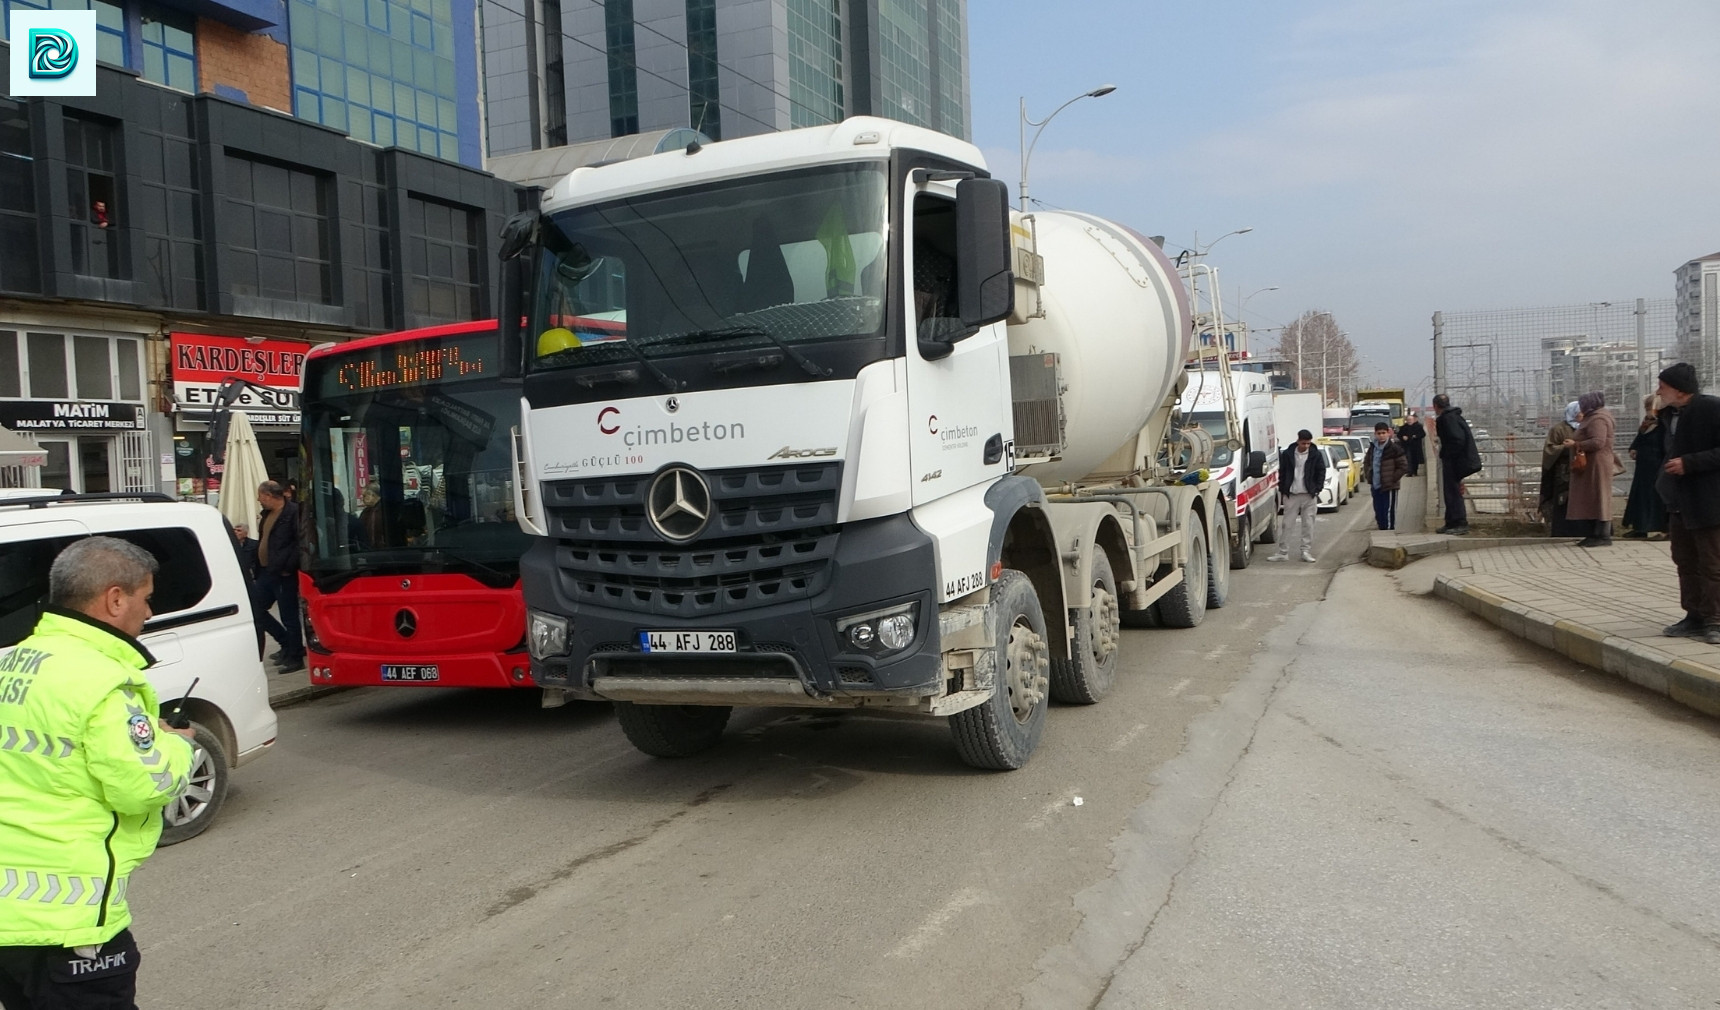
1431 572 1720 719
1368 532 1582 569
267 680 347 709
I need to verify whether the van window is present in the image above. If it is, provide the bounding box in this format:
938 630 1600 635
0 527 213 648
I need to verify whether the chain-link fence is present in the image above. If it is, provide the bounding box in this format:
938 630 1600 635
1433 299 1682 437
1430 299 1682 524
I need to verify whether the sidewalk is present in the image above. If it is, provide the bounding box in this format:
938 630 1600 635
1422 539 1720 718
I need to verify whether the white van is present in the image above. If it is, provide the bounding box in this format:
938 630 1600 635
1177 368 1280 568
0 492 277 843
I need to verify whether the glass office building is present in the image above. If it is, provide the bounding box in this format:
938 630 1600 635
481 0 970 158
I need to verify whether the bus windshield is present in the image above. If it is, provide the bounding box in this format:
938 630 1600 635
301 330 528 588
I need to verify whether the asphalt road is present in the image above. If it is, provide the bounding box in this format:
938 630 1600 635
142 493 1707 1010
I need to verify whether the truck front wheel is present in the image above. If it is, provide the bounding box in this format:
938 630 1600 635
950 570 1050 770
614 703 732 758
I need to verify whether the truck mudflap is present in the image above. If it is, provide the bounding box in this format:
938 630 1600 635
524 512 949 705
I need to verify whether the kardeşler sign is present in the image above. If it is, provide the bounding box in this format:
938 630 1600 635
0 400 142 430
171 332 308 426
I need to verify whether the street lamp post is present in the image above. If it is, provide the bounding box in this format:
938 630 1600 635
1019 85 1116 213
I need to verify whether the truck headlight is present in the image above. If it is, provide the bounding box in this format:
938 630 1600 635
835 602 919 657
527 611 571 659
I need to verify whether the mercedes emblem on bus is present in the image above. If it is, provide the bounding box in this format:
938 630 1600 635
395 609 417 638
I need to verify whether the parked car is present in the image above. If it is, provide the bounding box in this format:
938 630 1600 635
1314 445 1347 511
0 492 277 843
1317 439 1356 502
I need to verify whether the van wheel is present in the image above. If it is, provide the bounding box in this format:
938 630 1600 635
950 570 1049 770
1207 509 1231 608
614 703 732 758
159 722 229 846
1050 551 1119 704
1157 512 1208 629
1230 512 1253 569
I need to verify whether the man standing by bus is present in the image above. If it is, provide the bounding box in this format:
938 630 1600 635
0 537 193 1009
253 480 304 673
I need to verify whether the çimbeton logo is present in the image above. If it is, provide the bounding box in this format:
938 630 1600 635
8 10 96 97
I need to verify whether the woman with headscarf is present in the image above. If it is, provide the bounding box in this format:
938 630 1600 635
1539 401 1584 536
1623 393 1668 539
1563 390 1617 546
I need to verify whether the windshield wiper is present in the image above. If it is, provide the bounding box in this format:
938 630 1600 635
574 367 642 388
612 338 683 392
709 352 784 376
431 548 512 583
678 327 831 378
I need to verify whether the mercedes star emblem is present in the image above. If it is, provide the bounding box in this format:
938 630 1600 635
665 396 680 413
646 465 712 542
395 609 417 638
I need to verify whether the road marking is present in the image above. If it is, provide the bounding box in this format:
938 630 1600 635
1109 723 1150 751
888 888 989 958
1167 678 1192 697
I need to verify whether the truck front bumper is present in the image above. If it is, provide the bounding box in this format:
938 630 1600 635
523 514 945 705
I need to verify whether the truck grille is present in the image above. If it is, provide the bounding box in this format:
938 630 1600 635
543 462 842 618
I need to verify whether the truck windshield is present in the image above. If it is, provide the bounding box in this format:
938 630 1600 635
528 163 889 385
302 340 528 589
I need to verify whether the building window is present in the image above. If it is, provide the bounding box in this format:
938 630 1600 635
2 331 143 401
224 155 333 305
685 0 721 139
134 101 205 309
0 98 39 295
0 0 127 67
542 0 567 147
65 114 122 279
140 4 197 92
287 0 462 161
877 0 932 129
930 0 965 138
787 0 842 129
605 0 638 137
405 195 480 324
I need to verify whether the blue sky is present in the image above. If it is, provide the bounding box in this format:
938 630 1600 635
967 0 1720 392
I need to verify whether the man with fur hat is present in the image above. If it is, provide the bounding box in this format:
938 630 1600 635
1655 362 1720 644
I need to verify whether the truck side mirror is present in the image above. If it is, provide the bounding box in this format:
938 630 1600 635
1245 450 1267 479
956 178 1014 330
497 211 539 378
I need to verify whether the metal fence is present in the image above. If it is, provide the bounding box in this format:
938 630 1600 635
1432 299 1683 439
1455 433 1636 520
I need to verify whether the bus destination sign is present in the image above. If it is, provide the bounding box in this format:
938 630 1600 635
316 333 498 396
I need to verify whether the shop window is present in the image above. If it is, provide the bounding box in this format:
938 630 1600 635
25 333 67 398
73 335 112 399
117 340 141 400
0 98 39 294
0 331 18 398
65 114 122 279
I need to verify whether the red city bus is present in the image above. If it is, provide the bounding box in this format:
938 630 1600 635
298 320 535 688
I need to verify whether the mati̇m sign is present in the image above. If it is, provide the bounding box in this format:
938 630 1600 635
8 10 96 98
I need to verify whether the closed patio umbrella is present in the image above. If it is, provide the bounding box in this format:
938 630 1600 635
217 410 270 531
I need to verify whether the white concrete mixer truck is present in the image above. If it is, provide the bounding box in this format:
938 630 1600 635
499 117 1222 770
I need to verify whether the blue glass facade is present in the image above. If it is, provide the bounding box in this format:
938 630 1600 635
286 0 480 165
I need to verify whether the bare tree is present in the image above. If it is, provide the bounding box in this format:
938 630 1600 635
1271 310 1360 404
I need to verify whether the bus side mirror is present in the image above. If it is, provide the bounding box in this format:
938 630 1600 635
956 178 1014 329
1246 450 1267 479
497 212 539 379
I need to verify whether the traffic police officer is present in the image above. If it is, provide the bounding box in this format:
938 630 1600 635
0 537 194 1009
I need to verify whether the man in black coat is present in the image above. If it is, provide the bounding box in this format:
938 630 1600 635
1432 394 1481 535
1398 410 1427 476
251 479 304 672
1654 363 1720 643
